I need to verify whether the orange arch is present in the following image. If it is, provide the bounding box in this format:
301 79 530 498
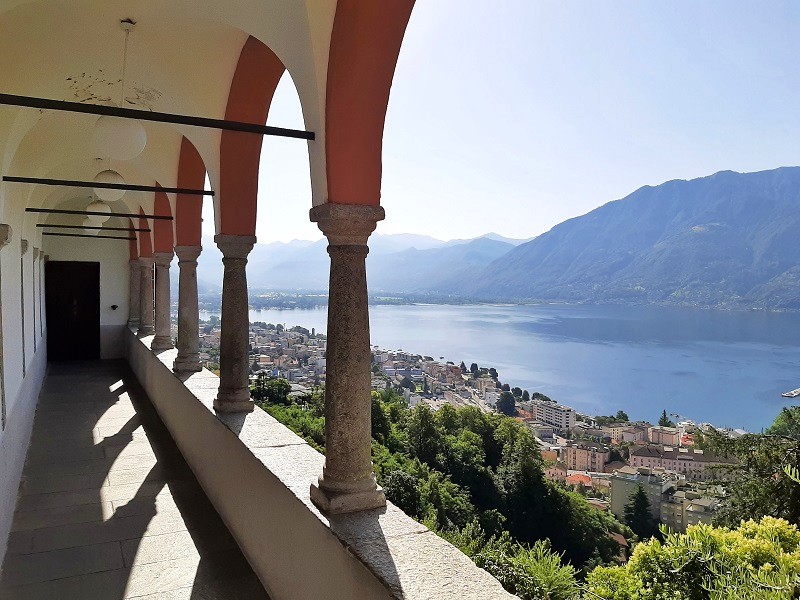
219 36 286 235
325 0 415 205
175 137 205 247
153 190 174 253
129 231 139 260
138 210 153 258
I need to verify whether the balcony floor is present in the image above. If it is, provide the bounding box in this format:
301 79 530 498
0 360 269 599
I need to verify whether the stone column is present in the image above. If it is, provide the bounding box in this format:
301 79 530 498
137 257 155 336
127 259 141 328
173 246 202 372
151 252 174 350
213 234 256 412
309 204 386 514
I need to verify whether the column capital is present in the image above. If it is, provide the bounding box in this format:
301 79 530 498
214 234 256 259
153 251 174 267
0 224 12 248
139 256 155 266
175 245 202 262
43 254 49 262
129 259 141 267
20 239 28 254
309 204 384 246
37 249 44 260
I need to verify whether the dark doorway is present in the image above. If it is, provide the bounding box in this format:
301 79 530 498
45 261 100 360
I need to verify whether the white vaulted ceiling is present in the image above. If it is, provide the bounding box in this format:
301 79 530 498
0 0 336 245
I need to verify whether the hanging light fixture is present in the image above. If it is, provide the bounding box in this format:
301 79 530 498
91 19 146 161
82 216 101 235
86 198 112 224
93 169 127 203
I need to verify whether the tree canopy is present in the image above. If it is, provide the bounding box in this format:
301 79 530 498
658 409 674 427
623 485 658 540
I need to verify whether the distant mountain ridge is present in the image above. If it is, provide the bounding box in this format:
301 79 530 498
193 232 520 293
192 167 800 309
451 167 800 309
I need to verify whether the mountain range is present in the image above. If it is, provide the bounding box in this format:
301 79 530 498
191 232 530 295
192 167 800 309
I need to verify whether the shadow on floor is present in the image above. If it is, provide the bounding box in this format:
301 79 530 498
0 360 268 599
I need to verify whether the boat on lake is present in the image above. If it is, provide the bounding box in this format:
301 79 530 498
782 388 800 398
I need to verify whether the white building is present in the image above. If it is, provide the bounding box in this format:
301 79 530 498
521 399 576 430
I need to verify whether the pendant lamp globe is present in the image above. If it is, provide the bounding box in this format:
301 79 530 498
86 199 112 224
93 169 127 203
82 216 101 235
91 18 146 161
92 116 146 161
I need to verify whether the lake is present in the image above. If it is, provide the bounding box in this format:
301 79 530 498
199 304 800 431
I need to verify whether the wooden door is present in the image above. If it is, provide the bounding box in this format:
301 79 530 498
45 261 100 360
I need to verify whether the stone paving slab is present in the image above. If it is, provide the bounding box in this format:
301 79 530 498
0 360 268 599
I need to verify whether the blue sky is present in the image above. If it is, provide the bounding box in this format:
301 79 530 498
204 1 800 243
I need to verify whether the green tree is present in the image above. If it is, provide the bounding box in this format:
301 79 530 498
585 517 800 600
383 469 422 517
705 424 800 527
768 407 800 436
250 377 293 405
615 410 629 422
658 409 674 427
501 383 511 392
496 391 517 416
521 390 530 402
459 361 467 373
623 484 657 540
511 387 523 397
399 376 415 391
470 362 479 374
488 367 498 379
407 404 442 465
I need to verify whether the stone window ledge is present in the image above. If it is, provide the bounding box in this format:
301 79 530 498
126 328 515 600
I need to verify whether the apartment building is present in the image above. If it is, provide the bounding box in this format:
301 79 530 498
521 399 576 430
648 425 681 446
563 442 611 472
630 445 735 481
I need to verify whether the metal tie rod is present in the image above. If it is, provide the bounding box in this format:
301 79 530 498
37 224 150 232
26 207 172 220
0 93 315 140
5 176 213 196
42 232 136 241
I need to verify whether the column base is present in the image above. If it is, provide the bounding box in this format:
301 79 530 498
310 477 386 514
213 399 254 413
127 318 140 328
173 355 202 372
151 336 174 350
214 388 254 413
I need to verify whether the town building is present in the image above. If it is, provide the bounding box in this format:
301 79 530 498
563 442 611 472
630 445 735 481
521 399 577 430
610 466 680 522
648 425 681 446
660 490 719 532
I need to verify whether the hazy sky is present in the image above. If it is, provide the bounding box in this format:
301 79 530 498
203 1 800 243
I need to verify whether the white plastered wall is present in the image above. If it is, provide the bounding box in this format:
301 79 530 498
0 231 47 569
42 235 130 359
